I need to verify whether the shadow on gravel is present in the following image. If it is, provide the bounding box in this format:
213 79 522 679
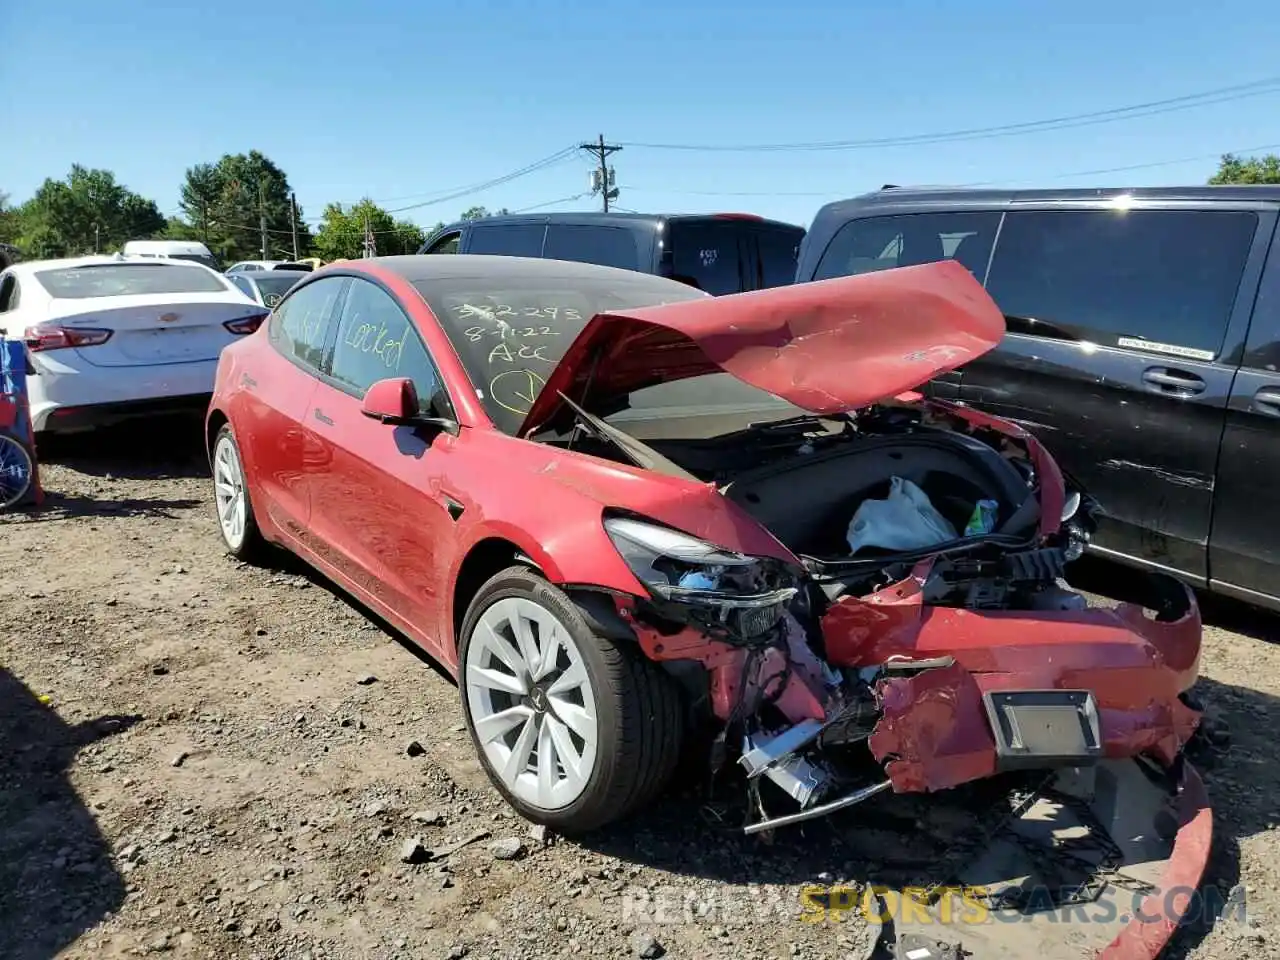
36 414 210 481
18 490 204 523
0 670 142 960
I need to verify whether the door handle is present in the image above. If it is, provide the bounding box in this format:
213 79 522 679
1252 387 1280 417
1141 367 1206 396
313 408 334 426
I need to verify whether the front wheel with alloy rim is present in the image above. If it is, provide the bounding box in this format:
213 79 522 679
211 425 268 561
458 566 684 833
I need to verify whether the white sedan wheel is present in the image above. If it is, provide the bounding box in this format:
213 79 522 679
465 596 599 811
213 434 248 550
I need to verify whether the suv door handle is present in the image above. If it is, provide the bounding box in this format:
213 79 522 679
1252 387 1280 417
1141 367 1206 396
313 408 334 426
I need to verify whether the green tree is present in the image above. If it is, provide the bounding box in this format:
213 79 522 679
458 205 511 221
1210 153 1280 185
0 191 19 246
313 199 426 261
178 151 311 262
16 165 165 256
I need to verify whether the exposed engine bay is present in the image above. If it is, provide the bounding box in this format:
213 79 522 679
544 393 1202 837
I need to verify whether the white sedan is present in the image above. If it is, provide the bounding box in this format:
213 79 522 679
0 255 269 435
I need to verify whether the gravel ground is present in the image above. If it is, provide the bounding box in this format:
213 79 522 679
0 419 1275 960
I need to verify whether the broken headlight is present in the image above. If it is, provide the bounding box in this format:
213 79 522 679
603 516 798 641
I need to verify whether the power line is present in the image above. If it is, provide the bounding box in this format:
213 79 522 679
385 148 579 214
619 76 1280 152
512 192 592 213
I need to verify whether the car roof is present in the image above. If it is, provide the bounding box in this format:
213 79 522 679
817 183 1280 215
333 253 699 287
430 211 805 234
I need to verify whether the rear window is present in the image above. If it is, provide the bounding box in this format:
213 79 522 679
543 224 643 272
414 271 706 435
755 227 804 288
33 263 229 299
668 221 745 295
253 273 305 306
168 253 221 270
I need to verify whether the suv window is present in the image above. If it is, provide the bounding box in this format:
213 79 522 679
425 232 461 255
270 276 347 370
755 228 804 288
812 212 1001 282
329 278 449 413
466 223 545 257
543 224 642 272
986 209 1258 357
669 221 744 295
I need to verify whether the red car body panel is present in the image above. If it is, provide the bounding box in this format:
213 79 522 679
517 259 1006 437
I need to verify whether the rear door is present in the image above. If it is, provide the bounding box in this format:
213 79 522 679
806 210 1003 398
240 275 349 541
750 225 805 290
960 203 1269 580
1210 218 1280 601
32 262 261 368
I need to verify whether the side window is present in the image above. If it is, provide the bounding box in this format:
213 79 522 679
812 212 1001 282
466 223 546 257
986 210 1257 357
329 278 450 414
229 275 255 298
269 277 347 370
543 225 642 272
425 232 461 255
669 222 744 295
0 274 19 312
755 229 804 288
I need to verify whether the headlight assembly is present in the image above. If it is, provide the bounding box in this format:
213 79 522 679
603 516 798 641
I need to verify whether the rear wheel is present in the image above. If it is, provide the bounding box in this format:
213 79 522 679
0 434 33 510
212 425 267 561
458 566 683 833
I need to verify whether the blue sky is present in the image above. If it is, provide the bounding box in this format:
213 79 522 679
4 0 1280 231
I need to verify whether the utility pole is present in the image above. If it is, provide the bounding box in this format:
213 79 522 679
258 180 269 260
289 192 300 261
362 212 376 259
93 224 100 254
580 134 621 212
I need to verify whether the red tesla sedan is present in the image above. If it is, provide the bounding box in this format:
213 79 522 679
206 255 1204 844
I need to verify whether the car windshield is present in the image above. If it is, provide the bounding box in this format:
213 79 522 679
33 262 229 298
167 253 221 270
253 273 305 306
414 272 710 435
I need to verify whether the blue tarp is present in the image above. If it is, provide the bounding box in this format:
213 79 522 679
0 337 40 507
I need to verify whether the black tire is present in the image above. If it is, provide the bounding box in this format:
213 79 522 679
0 433 34 511
211 424 269 563
458 565 684 833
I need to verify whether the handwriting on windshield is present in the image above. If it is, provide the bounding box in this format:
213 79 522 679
343 316 405 371
489 368 547 415
488 342 553 364
452 303 582 326
465 324 559 343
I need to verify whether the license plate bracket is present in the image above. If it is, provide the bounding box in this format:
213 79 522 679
982 689 1102 770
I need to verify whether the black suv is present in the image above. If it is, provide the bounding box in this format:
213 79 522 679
796 185 1280 611
418 212 805 296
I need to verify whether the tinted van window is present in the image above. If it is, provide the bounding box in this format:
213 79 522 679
466 223 545 257
543 224 642 272
813 212 1001 281
986 209 1257 357
756 228 803 288
669 221 743 295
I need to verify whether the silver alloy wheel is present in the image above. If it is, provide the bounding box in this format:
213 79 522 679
465 596 599 811
213 434 247 550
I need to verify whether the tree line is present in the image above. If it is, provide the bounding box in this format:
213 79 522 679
3 151 1278 266
0 150 511 264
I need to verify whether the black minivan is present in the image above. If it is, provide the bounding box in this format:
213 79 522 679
796 185 1280 611
418 212 805 296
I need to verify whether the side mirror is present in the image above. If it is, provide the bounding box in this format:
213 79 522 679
360 377 458 434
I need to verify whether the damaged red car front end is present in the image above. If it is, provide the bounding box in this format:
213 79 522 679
520 260 1205 836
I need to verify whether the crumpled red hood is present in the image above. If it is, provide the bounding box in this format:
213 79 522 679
517 259 1007 437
